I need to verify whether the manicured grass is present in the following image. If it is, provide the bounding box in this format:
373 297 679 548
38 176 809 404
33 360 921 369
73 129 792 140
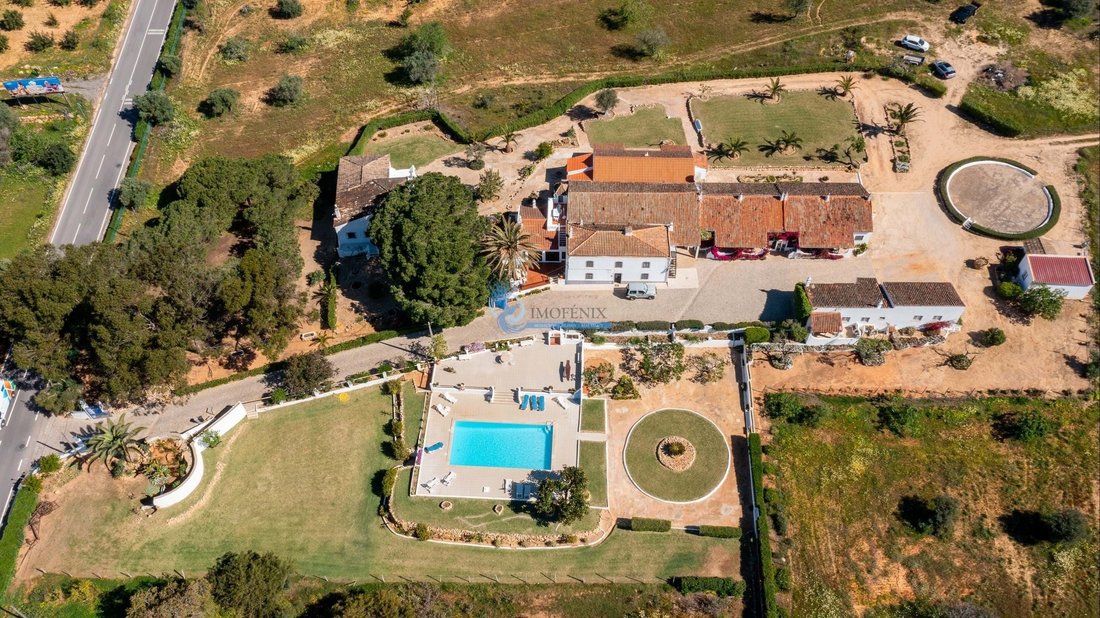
31 386 735 580
624 409 729 503
581 399 606 433
586 107 686 147
769 396 1099 617
392 468 601 534
693 90 858 166
579 441 608 508
0 171 52 260
364 133 461 169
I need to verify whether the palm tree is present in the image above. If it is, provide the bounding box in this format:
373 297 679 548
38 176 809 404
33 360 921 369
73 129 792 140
85 414 145 472
312 332 332 349
707 137 749 163
887 102 922 134
481 218 540 288
843 134 866 167
835 75 857 98
764 77 786 102
501 131 521 153
777 130 804 154
758 139 784 158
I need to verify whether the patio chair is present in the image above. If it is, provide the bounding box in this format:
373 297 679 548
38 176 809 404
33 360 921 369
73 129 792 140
440 392 458 404
520 394 530 410
441 471 457 485
422 477 440 492
554 395 567 409
433 403 451 417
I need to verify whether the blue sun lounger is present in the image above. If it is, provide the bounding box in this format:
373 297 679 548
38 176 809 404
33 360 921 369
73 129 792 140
520 394 530 410
536 395 546 411
425 442 444 453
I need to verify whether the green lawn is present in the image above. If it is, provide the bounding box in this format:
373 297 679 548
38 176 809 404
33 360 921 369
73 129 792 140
581 399 606 433
693 90 859 166
364 133 461 169
0 171 53 260
586 107 686 147
579 441 608 508
34 385 735 580
768 396 1099 617
623 409 729 503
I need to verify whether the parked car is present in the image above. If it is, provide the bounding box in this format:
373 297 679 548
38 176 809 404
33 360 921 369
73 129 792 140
625 282 656 300
930 60 957 79
950 3 979 24
899 35 930 52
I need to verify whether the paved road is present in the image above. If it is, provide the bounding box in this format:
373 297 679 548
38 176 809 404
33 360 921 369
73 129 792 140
48 0 176 247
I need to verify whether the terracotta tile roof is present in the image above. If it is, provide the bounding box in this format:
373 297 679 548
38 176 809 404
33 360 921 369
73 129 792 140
1025 254 1096 287
881 282 965 307
572 144 699 183
704 183 783 196
519 205 559 252
783 195 872 249
806 278 886 308
700 194 784 248
567 224 670 258
567 182 700 247
808 311 843 335
333 155 405 226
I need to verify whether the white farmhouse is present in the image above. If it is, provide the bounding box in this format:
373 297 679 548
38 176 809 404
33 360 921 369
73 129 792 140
333 154 415 258
563 224 671 284
1018 254 1095 300
805 278 966 345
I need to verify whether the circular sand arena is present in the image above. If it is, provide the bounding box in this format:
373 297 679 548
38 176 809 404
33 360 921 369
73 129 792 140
943 159 1053 236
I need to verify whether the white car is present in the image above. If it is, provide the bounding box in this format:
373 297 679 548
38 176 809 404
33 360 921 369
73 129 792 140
899 35 930 52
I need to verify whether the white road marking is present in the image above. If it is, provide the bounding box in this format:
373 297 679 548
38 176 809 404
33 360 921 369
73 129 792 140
82 190 93 213
147 28 165 35
16 459 23 471
71 222 82 243
95 154 106 179
106 124 116 147
33 412 39 422
0 486 13 523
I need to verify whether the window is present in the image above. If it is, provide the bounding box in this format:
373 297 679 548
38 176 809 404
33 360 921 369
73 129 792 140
860 317 870 323
913 315 923 321
933 315 943 321
614 261 623 268
854 234 866 242
585 260 594 268
584 273 593 280
641 261 651 268
843 317 851 323
641 273 649 280
346 231 357 239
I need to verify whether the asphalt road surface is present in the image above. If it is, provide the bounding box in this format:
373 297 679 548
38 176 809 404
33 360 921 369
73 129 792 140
0 386 43 517
48 0 177 247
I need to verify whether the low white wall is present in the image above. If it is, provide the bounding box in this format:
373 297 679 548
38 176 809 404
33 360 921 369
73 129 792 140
152 402 247 509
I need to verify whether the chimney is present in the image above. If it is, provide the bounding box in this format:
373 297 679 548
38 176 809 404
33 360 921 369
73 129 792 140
623 226 633 236
780 191 789 202
736 194 744 202
824 194 831 202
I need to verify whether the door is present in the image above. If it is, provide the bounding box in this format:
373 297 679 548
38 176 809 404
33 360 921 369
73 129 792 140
613 273 622 284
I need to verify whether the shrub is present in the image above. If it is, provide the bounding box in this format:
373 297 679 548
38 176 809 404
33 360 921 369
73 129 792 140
0 10 24 31
200 430 222 448
595 88 618 113
24 30 53 51
220 37 249 61
0 482 38 590
855 338 891 366
110 459 126 478
996 281 1022 299
201 87 240 118
958 90 1024 137
629 341 685 384
117 177 151 210
534 141 553 160
946 353 973 370
269 387 288 404
266 75 302 106
792 282 813 320
133 91 175 125
995 409 1052 442
981 327 1006 346
630 517 671 532
157 53 181 77
877 397 919 437
697 525 741 539
743 326 770 344
897 494 959 538
664 441 686 456
276 34 308 53
59 29 78 50
11 0 32 6
36 142 74 175
271 0 302 18
414 522 431 540
0 34 8 53
207 551 293 617
674 319 704 330
1046 509 1089 544
1017 285 1066 320
763 487 783 506
36 454 62 474
775 567 792 591
280 351 334 398
467 158 485 171
381 467 398 498
609 375 639 400
771 509 789 536
672 576 745 598
635 320 670 331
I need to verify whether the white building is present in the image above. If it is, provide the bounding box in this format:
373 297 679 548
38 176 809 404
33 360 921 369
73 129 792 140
805 278 966 345
563 224 671 284
1018 254 1095 300
333 154 415 258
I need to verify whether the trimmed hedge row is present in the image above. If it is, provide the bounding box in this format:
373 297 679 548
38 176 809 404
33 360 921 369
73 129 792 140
0 482 40 593
630 517 672 532
936 157 1060 240
347 109 455 155
672 576 746 598
322 271 338 330
750 434 779 618
958 92 1023 137
698 525 742 539
674 319 705 330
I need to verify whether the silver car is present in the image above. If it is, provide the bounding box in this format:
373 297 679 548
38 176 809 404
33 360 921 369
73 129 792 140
899 35 930 52
625 283 656 300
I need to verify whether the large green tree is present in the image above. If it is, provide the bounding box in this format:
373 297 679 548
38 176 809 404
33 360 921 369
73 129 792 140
370 173 490 327
533 466 590 524
207 551 293 618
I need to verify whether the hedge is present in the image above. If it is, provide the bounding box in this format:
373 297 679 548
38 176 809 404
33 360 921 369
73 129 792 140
322 271 338 330
698 525 742 539
674 319 705 330
630 517 672 532
936 158 1060 240
0 482 40 593
958 92 1024 137
609 321 636 332
347 109 466 155
635 320 672 331
744 326 771 344
749 433 779 618
671 576 746 598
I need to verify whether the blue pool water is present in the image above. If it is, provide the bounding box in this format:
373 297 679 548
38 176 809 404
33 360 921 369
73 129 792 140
450 421 553 470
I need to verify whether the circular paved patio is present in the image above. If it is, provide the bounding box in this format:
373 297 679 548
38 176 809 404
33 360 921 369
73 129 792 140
944 160 1052 235
623 409 729 503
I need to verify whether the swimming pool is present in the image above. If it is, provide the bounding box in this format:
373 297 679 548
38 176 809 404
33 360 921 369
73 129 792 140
450 421 553 470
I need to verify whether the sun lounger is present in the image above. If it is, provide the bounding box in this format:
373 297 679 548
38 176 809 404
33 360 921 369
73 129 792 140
441 471 456 485
440 392 457 404
503 478 513 494
433 403 451 417
536 396 546 412
554 395 567 409
425 441 444 453
422 477 440 492
520 394 530 410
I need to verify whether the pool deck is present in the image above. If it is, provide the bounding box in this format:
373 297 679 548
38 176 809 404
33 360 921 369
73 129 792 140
414 334 588 501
